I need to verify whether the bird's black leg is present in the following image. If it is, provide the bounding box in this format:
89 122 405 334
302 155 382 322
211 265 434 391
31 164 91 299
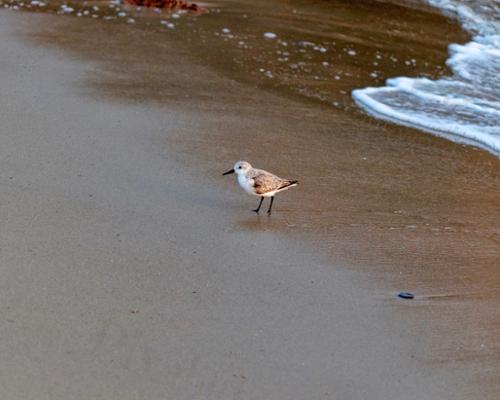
267 196 275 214
253 197 264 213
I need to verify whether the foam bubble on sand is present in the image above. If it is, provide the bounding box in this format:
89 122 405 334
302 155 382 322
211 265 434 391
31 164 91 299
60 4 74 13
353 0 500 157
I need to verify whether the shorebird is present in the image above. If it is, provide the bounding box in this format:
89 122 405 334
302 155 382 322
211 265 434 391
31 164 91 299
222 161 298 214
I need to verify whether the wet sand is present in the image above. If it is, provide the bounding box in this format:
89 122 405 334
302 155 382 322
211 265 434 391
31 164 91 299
0 3 499 400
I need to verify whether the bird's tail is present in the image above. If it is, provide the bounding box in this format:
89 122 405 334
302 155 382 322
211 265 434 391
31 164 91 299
279 180 298 190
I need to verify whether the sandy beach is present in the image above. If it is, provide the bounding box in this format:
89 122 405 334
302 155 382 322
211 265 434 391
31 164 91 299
0 2 499 399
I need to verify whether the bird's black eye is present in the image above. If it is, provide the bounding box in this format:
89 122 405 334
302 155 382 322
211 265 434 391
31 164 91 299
238 166 242 169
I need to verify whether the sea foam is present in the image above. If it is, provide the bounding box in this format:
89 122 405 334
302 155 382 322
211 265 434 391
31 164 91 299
352 0 500 157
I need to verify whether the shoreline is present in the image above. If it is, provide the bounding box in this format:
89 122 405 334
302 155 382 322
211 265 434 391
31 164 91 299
352 87 500 157
0 4 499 400
352 0 500 158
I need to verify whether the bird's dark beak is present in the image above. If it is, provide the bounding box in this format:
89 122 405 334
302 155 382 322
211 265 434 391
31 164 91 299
222 168 235 176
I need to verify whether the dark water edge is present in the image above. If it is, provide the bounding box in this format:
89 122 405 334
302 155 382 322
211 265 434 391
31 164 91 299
1 0 471 113
176 0 471 112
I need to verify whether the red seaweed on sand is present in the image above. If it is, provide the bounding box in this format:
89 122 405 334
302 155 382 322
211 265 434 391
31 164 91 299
124 0 202 11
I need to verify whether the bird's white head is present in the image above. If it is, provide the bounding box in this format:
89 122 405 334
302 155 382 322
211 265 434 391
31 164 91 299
222 160 252 176
233 161 252 175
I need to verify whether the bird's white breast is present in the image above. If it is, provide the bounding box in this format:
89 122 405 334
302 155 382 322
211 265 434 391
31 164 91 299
237 173 258 196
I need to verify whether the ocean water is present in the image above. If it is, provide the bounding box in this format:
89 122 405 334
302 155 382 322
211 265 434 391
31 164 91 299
2 0 494 156
353 0 500 157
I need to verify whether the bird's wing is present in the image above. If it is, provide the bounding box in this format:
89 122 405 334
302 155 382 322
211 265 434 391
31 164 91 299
250 170 287 195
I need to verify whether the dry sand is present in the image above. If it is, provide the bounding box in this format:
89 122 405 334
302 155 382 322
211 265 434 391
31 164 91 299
0 6 499 400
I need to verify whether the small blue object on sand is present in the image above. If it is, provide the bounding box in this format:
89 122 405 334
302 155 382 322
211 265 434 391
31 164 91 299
398 292 414 299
